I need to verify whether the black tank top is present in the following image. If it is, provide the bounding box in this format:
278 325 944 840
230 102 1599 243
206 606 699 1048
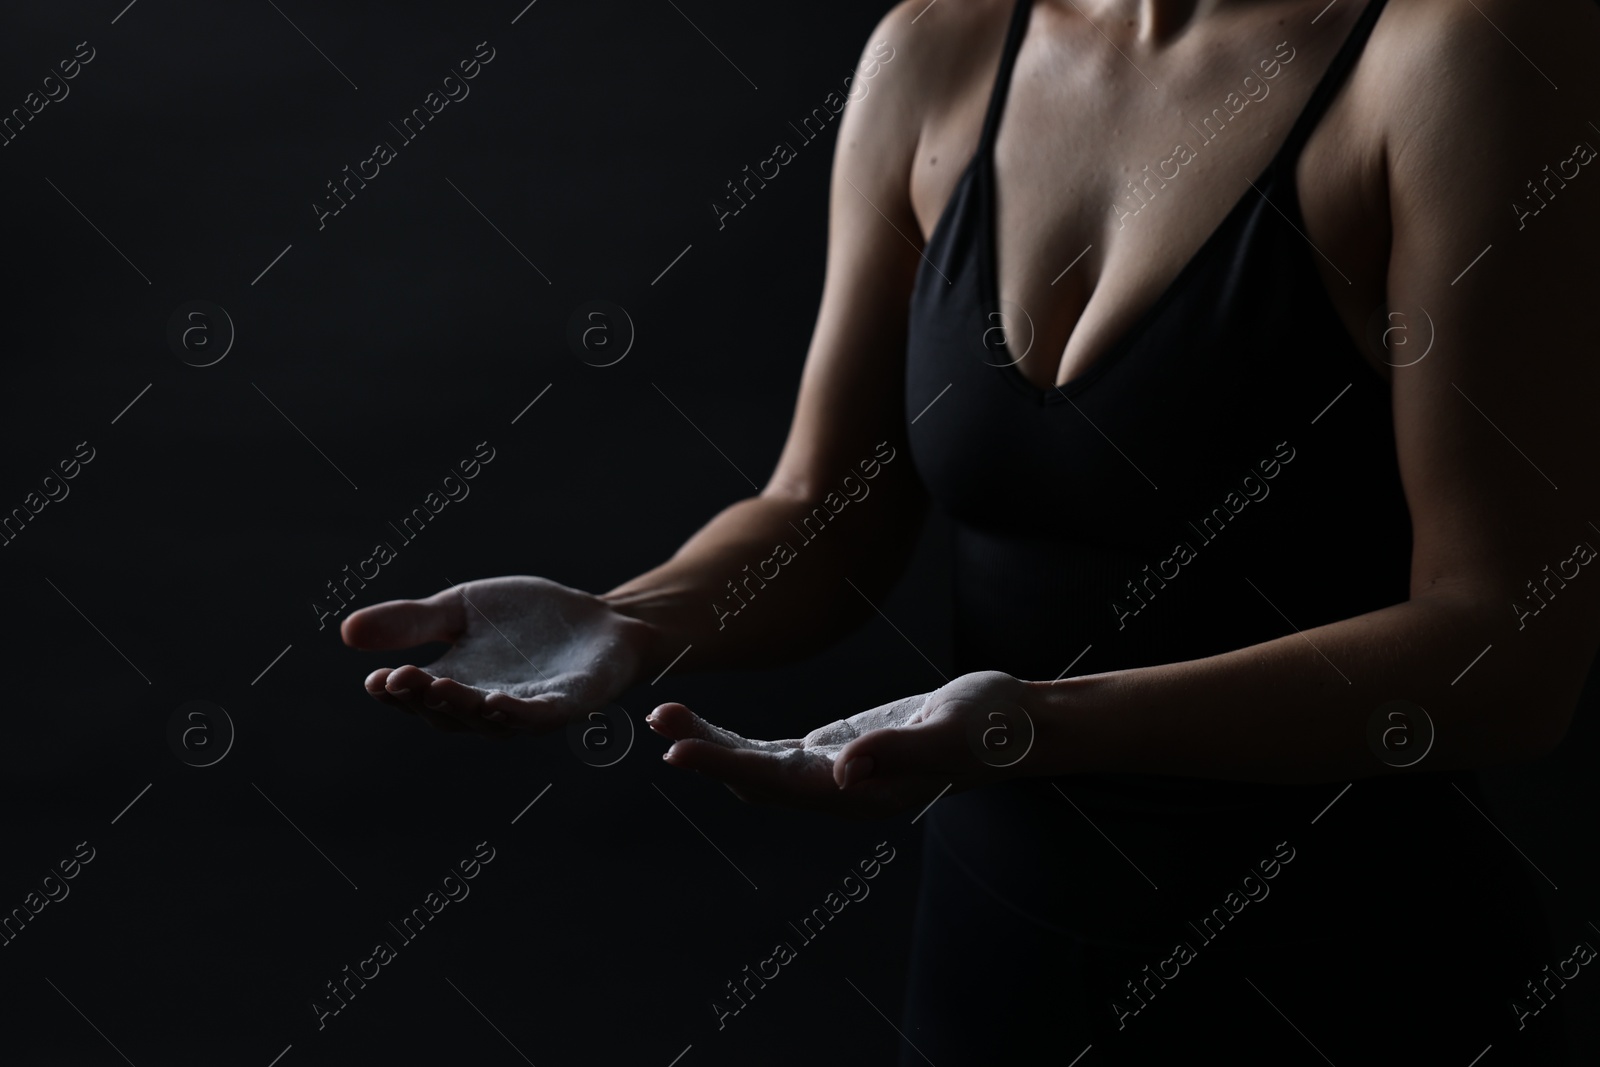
899 0 1519 947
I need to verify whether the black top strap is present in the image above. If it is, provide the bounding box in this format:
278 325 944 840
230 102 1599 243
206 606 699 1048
976 0 1037 151
1274 0 1391 167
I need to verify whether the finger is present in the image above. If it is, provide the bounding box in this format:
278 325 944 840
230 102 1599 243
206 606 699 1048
341 587 468 650
646 703 769 749
482 690 568 733
422 677 520 738
383 664 438 717
665 741 909 816
364 668 410 713
424 675 486 717
663 739 835 801
834 720 961 789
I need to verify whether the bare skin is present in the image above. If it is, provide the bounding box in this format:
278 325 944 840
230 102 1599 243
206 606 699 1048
344 577 651 738
346 0 1600 816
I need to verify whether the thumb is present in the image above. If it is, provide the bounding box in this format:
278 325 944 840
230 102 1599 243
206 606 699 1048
833 718 960 790
341 587 467 650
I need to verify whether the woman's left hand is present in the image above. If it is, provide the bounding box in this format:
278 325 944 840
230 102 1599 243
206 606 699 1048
646 671 1044 817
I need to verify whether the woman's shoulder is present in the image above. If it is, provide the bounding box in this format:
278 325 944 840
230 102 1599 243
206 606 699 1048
1353 0 1600 180
856 0 1018 109
1366 0 1599 109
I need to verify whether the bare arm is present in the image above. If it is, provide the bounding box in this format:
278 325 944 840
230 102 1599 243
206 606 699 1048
342 6 947 734
649 0 1600 811
1029 0 1600 783
603 9 933 679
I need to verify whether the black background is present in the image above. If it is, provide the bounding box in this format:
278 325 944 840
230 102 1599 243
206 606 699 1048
0 2 1595 1064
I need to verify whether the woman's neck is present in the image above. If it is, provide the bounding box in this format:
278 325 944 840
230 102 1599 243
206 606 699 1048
1083 0 1270 46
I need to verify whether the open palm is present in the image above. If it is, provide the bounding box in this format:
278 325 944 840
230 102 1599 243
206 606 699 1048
341 576 651 737
647 671 1037 816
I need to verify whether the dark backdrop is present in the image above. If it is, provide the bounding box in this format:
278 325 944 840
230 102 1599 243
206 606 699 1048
0 2 1594 1065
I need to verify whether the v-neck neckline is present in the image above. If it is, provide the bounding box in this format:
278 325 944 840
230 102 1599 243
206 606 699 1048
916 0 1387 405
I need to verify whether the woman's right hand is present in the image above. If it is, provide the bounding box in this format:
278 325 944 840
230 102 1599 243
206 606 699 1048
340 576 656 738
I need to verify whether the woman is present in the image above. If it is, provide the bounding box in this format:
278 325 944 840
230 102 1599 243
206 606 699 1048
343 0 1600 1060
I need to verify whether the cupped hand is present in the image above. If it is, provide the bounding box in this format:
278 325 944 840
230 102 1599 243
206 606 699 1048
646 671 1040 817
340 576 653 737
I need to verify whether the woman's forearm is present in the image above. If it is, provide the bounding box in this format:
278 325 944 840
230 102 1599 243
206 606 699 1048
600 462 925 681
1025 590 1585 784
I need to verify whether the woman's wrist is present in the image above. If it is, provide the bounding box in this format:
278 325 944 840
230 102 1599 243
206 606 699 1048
1019 672 1121 779
599 587 689 687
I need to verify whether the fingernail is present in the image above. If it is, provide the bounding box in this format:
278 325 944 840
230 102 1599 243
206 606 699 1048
842 756 874 789
483 708 505 722
423 699 448 711
663 744 676 762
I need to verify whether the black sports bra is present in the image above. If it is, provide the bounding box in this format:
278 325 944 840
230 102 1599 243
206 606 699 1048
905 0 1402 680
900 0 1432 946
